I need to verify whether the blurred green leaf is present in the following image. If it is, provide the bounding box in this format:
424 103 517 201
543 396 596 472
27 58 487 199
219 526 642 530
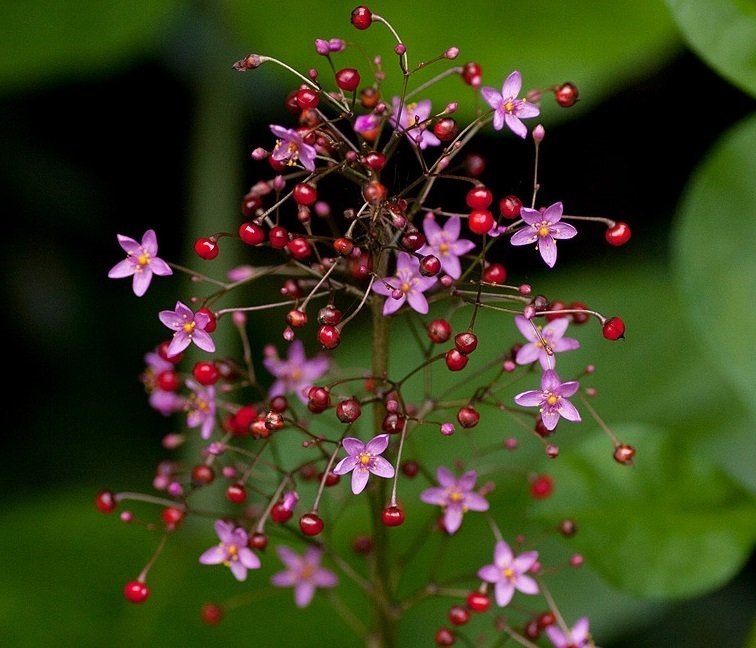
0 1 182 92
673 112 756 418
666 0 756 96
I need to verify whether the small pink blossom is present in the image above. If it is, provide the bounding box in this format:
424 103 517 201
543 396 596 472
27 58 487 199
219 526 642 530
418 215 476 279
270 124 317 171
354 113 381 137
514 369 581 431
108 229 172 296
159 301 216 357
371 252 437 315
271 545 338 607
390 97 441 149
199 520 261 581
546 617 592 648
420 466 489 534
333 434 395 495
510 202 577 268
514 315 580 369
262 340 329 404
477 540 539 607
481 71 540 139
185 379 216 439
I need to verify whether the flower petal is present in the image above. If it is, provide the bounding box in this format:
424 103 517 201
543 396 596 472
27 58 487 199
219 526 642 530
420 486 447 506
557 379 580 398
108 258 135 279
238 547 261 570
149 257 173 276
294 582 316 608
191 329 216 353
444 507 463 534
477 564 500 583
556 398 581 422
494 540 513 567
313 567 338 588
351 468 370 494
465 492 490 512
436 466 455 487
199 546 226 565
513 550 539 573
501 70 522 99
514 389 543 407
480 87 502 109
541 409 560 430
132 270 152 297
166 333 191 358
458 470 477 492
515 343 540 366
542 202 564 224
516 101 540 118
510 227 538 246
516 574 539 595
342 437 365 456
382 293 406 315
504 113 527 139
229 560 248 581
141 229 158 253
365 433 389 455
494 581 515 607
369 456 395 479
551 221 578 240
406 290 429 314
276 545 301 568
333 455 358 475
116 234 140 254
271 570 298 587
492 110 505 131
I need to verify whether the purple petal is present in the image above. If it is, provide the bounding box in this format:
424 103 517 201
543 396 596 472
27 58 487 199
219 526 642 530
108 258 135 279
557 398 581 422
369 456 395 478
371 281 393 297
287 339 306 365
420 487 447 506
513 550 539 573
516 574 539 595
540 370 561 392
440 255 462 280
515 316 537 341
294 582 316 608
238 547 261 570
116 234 140 254
514 389 543 407
551 222 578 240
501 70 522 99
342 437 365 456
542 202 563 224
494 581 515 607
166 333 191 357
518 207 542 226
382 293 406 316
229 560 248 581
132 270 152 297
553 336 580 353
332 455 358 475
149 257 173 276
269 124 291 139
141 229 158 253
480 87 501 109
492 110 505 131
174 301 193 319
313 567 338 588
271 570 298 587
465 492 489 512
541 409 560 430
191 329 216 353
494 540 513 567
516 344 540 366
477 564 500 583
543 317 569 339
510 227 538 246
422 216 442 242
199 546 226 565
194 311 210 329
457 470 477 492
365 433 389 455
159 310 183 330
571 618 590 643
516 101 540 118
276 545 301 568
351 468 370 494
214 519 234 541
557 379 580 398
444 216 462 239
301 356 330 381
406 290 429 314
200 416 214 440
545 626 568 648
449 238 475 256
504 113 527 139
436 466 455 487
444 507 463 534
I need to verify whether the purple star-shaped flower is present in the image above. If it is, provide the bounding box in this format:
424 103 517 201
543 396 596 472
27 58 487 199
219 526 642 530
514 315 580 369
418 215 476 279
390 97 441 149
271 545 338 608
546 617 591 648
477 540 540 607
198 520 261 582
420 466 489 534
372 252 437 316
510 202 577 268
333 434 395 495
481 71 540 139
269 124 317 172
514 369 581 431
262 340 330 404
108 229 172 297
158 301 216 357
354 113 382 138
185 379 216 439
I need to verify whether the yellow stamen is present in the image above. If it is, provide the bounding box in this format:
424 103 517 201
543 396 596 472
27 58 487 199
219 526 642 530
546 394 559 406
504 100 515 113
183 322 196 334
359 453 371 466
401 281 411 294
137 253 150 266
538 225 551 237
503 567 515 579
449 490 463 503
439 242 449 255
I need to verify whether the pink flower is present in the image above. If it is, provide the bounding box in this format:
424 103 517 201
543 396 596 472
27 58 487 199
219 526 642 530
354 113 382 137
270 124 317 171
420 466 489 534
510 202 577 268
108 229 172 296
271 545 337 607
514 315 580 369
185 379 216 439
514 369 581 431
546 617 591 648
333 434 395 495
199 520 261 581
158 301 216 357
481 71 540 139
262 340 330 404
390 97 441 149
477 540 539 607
372 252 437 315
418 215 476 279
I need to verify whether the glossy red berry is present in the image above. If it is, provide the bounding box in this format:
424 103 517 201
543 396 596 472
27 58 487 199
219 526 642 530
454 332 478 354
401 460 419 478
299 512 324 536
193 361 220 386
569 301 590 325
293 182 318 206
197 307 217 332
286 309 308 329
499 194 522 219
157 340 183 364
554 82 579 107
295 87 319 110
419 254 441 277
482 262 506 284
156 369 180 391
382 412 406 434
201 602 224 625
538 612 556 629
287 236 313 260
229 405 256 435
241 192 262 217
194 237 219 260
381 505 405 527
433 118 458 142
400 229 426 252
124 580 150 604
362 180 387 204
268 226 289 249
530 474 555 499
191 464 215 486
351 5 373 29
95 490 117 513
334 237 355 256
466 591 491 612
435 627 455 646
605 221 632 246
427 319 452 343
613 443 636 465
468 209 494 235
461 61 482 87
448 605 470 626
456 406 480 429
271 502 293 523
364 151 386 171
226 483 247 504
161 506 185 529
239 221 265 245
336 398 362 423
466 186 493 210
602 316 625 340
336 68 361 92
445 348 468 372
248 532 268 551
318 305 343 325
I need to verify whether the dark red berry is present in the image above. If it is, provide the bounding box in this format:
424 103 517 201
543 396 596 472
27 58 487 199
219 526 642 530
317 305 343 325
264 411 284 431
124 580 150 604
530 474 554 499
465 153 485 177
320 471 340 487
307 386 331 413
269 395 287 414
157 340 183 364
448 605 470 626
538 612 556 628
482 262 506 284
602 316 625 340
401 460 419 478
435 627 455 646
466 592 490 612
239 221 265 245
286 236 313 260
334 237 355 256
193 361 220 386
268 226 289 249
613 443 636 465
605 221 632 246
353 535 373 554
271 502 293 523
461 61 482 87
241 192 262 217
457 406 480 429
229 405 256 435
382 412 406 434
336 398 362 423
95 490 117 513
535 417 552 438
466 186 493 210
364 151 386 171
362 180 387 204
191 464 215 486
351 5 373 29
161 506 185 530
559 519 578 537
569 301 590 325
286 309 308 328
554 82 579 107
467 209 494 235
156 369 180 392
445 349 468 372
318 324 341 349
197 307 217 332
524 620 541 640
295 87 319 110
433 118 458 142
454 332 478 354
248 532 268 551
427 319 452 343
293 182 318 206
201 602 224 625
400 229 426 252
224 483 246 504
419 254 441 277
381 506 405 527
335 68 361 92
194 237 219 260
499 194 522 219
299 512 324 536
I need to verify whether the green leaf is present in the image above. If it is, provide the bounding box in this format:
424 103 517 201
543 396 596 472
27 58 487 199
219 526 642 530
673 112 756 417
666 0 756 96
0 1 182 92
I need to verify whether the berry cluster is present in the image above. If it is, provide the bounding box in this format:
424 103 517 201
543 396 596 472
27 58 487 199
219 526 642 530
103 6 633 646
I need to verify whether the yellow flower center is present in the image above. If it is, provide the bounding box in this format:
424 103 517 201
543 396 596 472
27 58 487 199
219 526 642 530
406 102 418 126
502 567 515 580
439 242 450 255
449 490 463 503
291 368 303 381
137 253 150 266
546 394 559 406
183 321 196 334
359 452 372 466
504 100 515 113
538 225 551 237
401 281 411 295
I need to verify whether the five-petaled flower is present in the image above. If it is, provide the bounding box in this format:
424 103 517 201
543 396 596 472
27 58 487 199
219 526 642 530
514 369 581 431
270 124 317 171
158 301 216 357
418 215 476 279
514 315 580 369
420 466 489 534
185 379 216 439
546 617 592 648
333 434 395 494
390 97 441 149
108 229 172 297
372 252 437 315
271 545 338 607
477 540 539 607
263 340 330 404
510 202 577 268
199 520 261 581
481 71 540 139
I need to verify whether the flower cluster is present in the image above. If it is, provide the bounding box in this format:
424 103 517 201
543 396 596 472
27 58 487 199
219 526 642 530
101 6 635 646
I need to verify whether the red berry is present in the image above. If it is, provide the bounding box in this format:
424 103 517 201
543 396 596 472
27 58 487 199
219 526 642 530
351 6 373 29
419 254 441 277
271 502 293 523
602 316 625 340
435 627 455 646
321 471 340 487
428 319 452 343
95 490 117 513
605 221 632 246
194 237 219 260
456 406 480 429
241 192 262 217
336 68 361 92
248 532 268 551
364 151 386 171
268 226 289 249
461 61 482 87
286 309 308 329
524 620 541 640
269 395 288 413
382 412 406 434
454 332 478 354
295 87 319 110
334 237 355 256
229 405 256 435
318 324 341 349
293 182 318 206
448 605 470 626
362 180 387 204
318 305 343 325
538 612 556 628
499 194 522 219
193 361 220 386
226 483 247 504
466 592 491 612
613 443 636 465
482 262 506 284
530 474 555 499
381 505 405 527
161 506 185 529
287 236 313 260
156 369 180 391
307 386 331 413
466 186 493 210
191 464 215 486
467 209 494 235
433 118 458 142
400 229 426 252
445 349 468 372
201 602 224 625
197 307 217 332
336 398 362 423
158 340 182 364
465 153 485 177
569 301 590 325
123 580 150 604
239 221 265 245
554 82 579 107
299 512 324 536
401 460 419 478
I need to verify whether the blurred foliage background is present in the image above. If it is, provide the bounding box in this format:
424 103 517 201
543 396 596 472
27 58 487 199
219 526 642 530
1 0 754 646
